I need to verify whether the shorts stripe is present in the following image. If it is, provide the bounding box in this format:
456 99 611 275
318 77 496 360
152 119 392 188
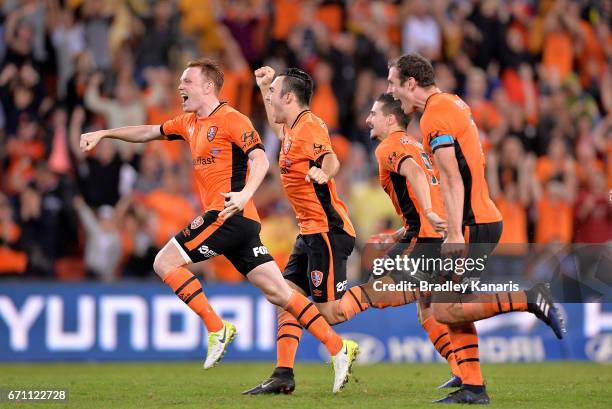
321 232 335 301
184 218 224 251
171 237 193 264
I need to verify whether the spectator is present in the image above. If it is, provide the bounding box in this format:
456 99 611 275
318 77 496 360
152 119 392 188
73 196 121 281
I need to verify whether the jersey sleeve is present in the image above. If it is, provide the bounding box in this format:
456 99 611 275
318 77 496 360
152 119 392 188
375 141 412 174
160 114 191 142
421 105 456 153
303 121 334 162
226 112 265 154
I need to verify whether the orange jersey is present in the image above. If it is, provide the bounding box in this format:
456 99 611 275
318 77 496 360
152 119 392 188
421 93 502 225
279 110 355 236
375 131 445 238
161 102 264 222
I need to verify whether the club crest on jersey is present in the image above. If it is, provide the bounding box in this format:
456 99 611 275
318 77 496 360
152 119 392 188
207 126 218 141
188 125 195 138
283 138 292 154
311 270 323 287
190 216 204 230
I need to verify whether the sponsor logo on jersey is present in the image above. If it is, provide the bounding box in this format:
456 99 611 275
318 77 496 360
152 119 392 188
313 143 327 155
241 131 257 150
311 270 323 288
197 245 218 258
253 246 269 257
192 156 217 166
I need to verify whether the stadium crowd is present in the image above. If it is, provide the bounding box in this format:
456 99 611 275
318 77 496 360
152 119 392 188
0 0 610 281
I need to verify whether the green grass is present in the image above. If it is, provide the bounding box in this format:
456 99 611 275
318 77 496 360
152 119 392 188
0 362 610 408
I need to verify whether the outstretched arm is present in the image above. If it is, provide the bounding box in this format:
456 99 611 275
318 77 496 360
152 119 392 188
254 66 283 140
80 124 164 152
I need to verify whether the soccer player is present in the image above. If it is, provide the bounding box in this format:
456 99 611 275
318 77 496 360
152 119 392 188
80 58 358 394
387 53 565 404
364 92 463 388
245 68 451 395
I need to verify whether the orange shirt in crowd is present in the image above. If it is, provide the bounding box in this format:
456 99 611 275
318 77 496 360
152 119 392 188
272 0 302 40
542 31 573 80
311 83 339 130
0 222 27 274
535 196 573 244
219 67 253 116
144 190 196 247
470 100 502 134
316 3 343 34
535 156 562 183
495 196 528 245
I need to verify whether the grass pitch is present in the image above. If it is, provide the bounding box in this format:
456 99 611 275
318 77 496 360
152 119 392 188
0 362 610 408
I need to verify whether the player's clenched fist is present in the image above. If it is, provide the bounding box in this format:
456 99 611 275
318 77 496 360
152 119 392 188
305 166 329 184
254 66 275 89
80 130 106 152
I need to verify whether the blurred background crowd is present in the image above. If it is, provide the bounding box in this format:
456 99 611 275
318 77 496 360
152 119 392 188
0 0 610 283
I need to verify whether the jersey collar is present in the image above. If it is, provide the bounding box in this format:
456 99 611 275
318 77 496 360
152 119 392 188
208 101 227 118
424 92 443 111
289 109 310 129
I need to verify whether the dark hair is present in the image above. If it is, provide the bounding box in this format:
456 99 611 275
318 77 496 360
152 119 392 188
388 53 435 87
376 93 410 129
279 68 313 107
187 58 224 94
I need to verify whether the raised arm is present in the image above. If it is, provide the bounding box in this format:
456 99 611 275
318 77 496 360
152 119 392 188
254 66 283 140
80 124 164 152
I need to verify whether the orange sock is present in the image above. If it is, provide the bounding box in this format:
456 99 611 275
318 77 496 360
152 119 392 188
276 310 302 368
285 291 343 356
422 316 461 377
163 267 223 333
462 292 528 322
447 322 483 386
339 286 370 320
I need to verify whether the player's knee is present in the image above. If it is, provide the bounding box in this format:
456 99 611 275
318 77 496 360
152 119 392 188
316 302 344 325
432 303 456 325
153 249 178 279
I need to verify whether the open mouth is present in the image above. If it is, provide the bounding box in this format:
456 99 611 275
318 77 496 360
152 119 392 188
181 94 188 102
